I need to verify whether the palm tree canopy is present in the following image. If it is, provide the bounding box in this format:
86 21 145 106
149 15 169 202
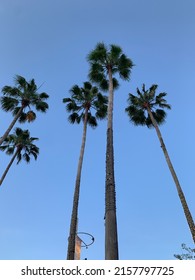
87 42 134 91
63 81 108 127
125 84 171 128
0 75 49 123
0 127 39 164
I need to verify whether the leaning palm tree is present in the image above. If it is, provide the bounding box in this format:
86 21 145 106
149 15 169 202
87 42 133 259
125 84 195 244
63 81 108 260
0 75 49 145
0 127 39 186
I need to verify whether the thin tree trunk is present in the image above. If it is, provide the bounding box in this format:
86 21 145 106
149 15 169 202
67 109 88 260
0 107 23 146
147 108 195 244
0 149 19 186
105 67 119 260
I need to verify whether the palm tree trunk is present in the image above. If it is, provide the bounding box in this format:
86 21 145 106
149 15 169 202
0 148 19 186
147 108 195 244
105 67 119 260
67 109 88 260
0 107 23 146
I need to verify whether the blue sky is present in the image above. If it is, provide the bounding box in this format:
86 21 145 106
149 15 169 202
0 0 195 260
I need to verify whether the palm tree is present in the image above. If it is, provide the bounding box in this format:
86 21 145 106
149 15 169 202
0 127 39 186
125 84 195 244
0 75 49 145
87 42 133 259
63 81 108 260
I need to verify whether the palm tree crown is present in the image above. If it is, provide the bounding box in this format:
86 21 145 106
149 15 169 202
1 75 49 123
63 81 108 126
87 42 134 90
125 84 171 127
0 127 39 186
0 127 39 164
0 75 49 146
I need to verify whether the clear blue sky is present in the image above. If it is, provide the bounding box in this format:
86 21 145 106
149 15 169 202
0 0 195 260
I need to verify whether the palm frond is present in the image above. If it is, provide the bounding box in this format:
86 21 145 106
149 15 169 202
0 96 19 112
88 62 105 84
118 54 133 80
35 100 49 112
125 105 146 126
38 92 49 100
15 75 27 89
152 109 167 125
83 81 92 91
1 86 21 97
22 153 31 163
68 112 81 124
110 44 122 62
95 105 107 119
87 113 97 128
87 42 107 63
18 112 28 123
15 152 22 164
63 97 72 104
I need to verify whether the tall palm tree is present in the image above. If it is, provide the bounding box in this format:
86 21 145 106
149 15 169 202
125 84 195 244
63 81 108 260
0 75 49 145
0 127 39 186
87 42 133 259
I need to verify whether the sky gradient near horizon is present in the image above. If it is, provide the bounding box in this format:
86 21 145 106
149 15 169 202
0 0 195 260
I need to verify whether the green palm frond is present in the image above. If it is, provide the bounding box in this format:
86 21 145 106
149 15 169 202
0 96 19 112
88 62 106 84
34 100 49 112
18 112 29 123
1 86 21 97
98 79 109 91
22 153 30 163
87 113 97 128
68 112 82 124
39 92 49 99
117 54 133 80
63 97 72 103
15 75 27 89
16 152 22 164
110 44 122 60
95 105 107 120
152 109 167 124
5 146 15 155
87 42 107 63
125 105 146 126
83 81 92 91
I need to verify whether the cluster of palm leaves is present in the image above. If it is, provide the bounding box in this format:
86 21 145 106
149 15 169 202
64 42 194 260
0 75 49 185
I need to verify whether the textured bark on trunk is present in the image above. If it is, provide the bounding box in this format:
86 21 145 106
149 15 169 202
0 148 19 186
0 107 23 146
105 67 119 260
67 109 88 260
147 108 195 244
